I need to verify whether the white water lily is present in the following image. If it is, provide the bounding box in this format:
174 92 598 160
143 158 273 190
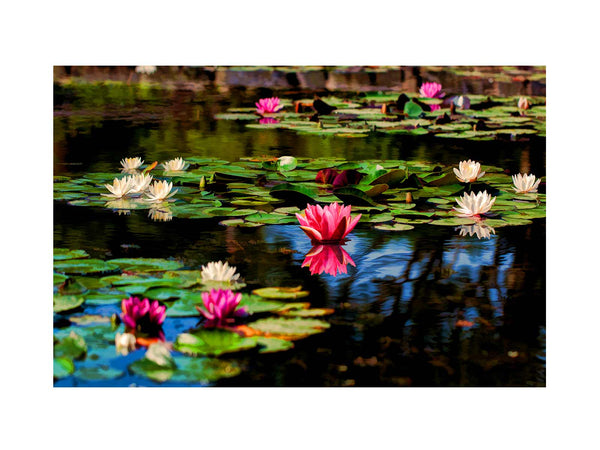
517 96 530 110
148 205 173 222
115 332 137 356
453 160 485 183
162 157 189 172
456 223 496 239
102 176 135 198
201 261 240 283
144 180 177 202
129 173 153 194
512 173 541 194
453 191 496 217
120 157 144 171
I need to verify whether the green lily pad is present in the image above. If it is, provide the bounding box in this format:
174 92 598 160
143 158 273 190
54 332 87 360
54 357 75 379
270 183 319 204
54 248 90 261
54 259 120 275
279 308 335 317
54 273 69 285
54 295 85 313
431 217 478 226
255 337 295 353
245 212 297 224
238 294 286 314
374 223 415 231
130 356 242 383
75 365 124 381
174 329 258 357
252 286 310 299
246 317 330 339
107 258 184 272
333 187 378 206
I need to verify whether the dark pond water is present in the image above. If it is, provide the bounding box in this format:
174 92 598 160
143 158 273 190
53 83 546 386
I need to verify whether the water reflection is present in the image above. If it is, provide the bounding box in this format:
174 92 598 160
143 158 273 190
148 204 173 222
302 244 356 277
456 222 496 239
259 117 280 125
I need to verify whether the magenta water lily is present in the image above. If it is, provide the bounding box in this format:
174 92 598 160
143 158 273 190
296 203 361 244
255 97 283 115
419 82 443 98
121 297 167 331
196 288 248 327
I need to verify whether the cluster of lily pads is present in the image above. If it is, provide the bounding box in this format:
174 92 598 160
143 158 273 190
215 82 545 140
54 149 545 238
54 250 335 383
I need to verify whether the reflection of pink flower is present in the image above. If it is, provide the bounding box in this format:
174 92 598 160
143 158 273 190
196 289 248 327
302 245 356 276
429 104 441 112
259 117 280 124
255 97 283 114
419 82 443 98
296 203 361 244
121 297 166 331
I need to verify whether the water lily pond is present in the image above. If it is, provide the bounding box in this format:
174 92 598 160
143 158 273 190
53 67 546 387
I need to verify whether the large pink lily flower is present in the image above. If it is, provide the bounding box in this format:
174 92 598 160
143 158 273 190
255 97 283 115
302 245 356 276
296 203 362 244
419 82 443 99
196 288 248 327
121 297 166 331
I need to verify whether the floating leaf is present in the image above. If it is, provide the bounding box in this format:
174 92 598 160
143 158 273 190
333 187 377 206
252 286 310 299
431 217 478 226
279 308 335 317
54 332 87 360
174 329 258 357
54 259 120 275
54 295 84 313
107 258 184 272
54 357 75 379
75 365 124 381
270 183 319 205
374 223 415 231
54 248 90 261
246 317 330 339
255 337 295 353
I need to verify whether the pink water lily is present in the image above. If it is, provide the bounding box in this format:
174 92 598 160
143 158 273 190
296 203 361 244
256 97 283 115
302 245 356 276
121 297 166 331
419 82 443 99
196 289 248 327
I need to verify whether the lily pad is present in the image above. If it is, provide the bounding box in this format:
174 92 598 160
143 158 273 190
174 329 258 357
374 223 415 231
54 357 75 379
54 248 90 261
107 258 184 272
246 317 330 339
252 286 310 299
54 259 120 275
54 295 85 313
